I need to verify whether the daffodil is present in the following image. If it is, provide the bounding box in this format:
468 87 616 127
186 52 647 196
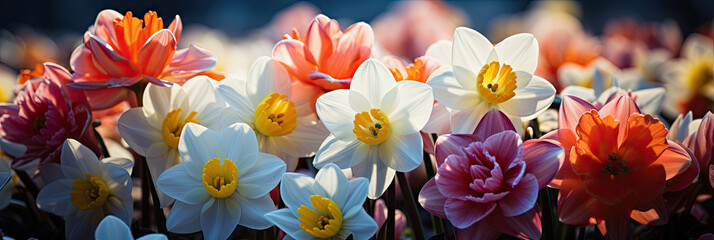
314 59 433 199
95 215 167 240
661 34 714 118
217 56 328 171
36 139 133 240
117 76 240 207
427 27 556 135
265 163 377 239
157 123 286 240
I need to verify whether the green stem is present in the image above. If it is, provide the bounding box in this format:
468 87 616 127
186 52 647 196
92 120 110 158
387 177 395 240
396 172 425 240
538 187 555 240
142 156 168 234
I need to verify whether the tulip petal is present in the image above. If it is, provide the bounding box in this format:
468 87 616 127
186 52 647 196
445 198 496 228
137 30 177 77
597 210 631 240
497 173 538 217
87 34 138 77
434 133 481 167
523 139 564 189
654 140 693 180
418 178 447 219
168 15 183 42
630 197 668 226
559 95 598 132
453 221 501 240
473 109 517 140
163 45 217 79
599 95 641 136
272 39 314 82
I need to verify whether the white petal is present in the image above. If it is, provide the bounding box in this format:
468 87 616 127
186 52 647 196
200 197 241 239
117 108 166 158
216 83 255 123
453 27 493 74
0 137 26 158
183 76 226 116
350 59 397 107
668 111 693 142
246 56 292 106
427 65 480 110
36 179 76 216
349 89 373 113
316 90 358 139
258 135 298 171
381 81 434 134
314 135 368 169
102 162 132 201
220 123 259 176
95 215 133 240
137 234 168 240
101 157 133 175
279 173 323 213
287 119 330 158
65 209 103 240
682 33 714 60
342 177 369 219
449 100 492 134
314 163 350 207
378 132 423 172
498 76 556 120
634 87 666 115
264 209 302 236
142 83 188 119
561 86 596 102
235 194 276 229
341 209 379 239
494 33 538 74
103 196 133 228
166 201 202 234
156 163 209 205
60 139 101 180
351 149 396 199
425 40 453 65
147 150 181 207
178 123 222 178
236 153 285 199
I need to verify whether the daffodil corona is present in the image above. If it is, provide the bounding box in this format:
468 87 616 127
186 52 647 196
201 158 238 198
161 108 200 148
298 195 343 238
254 92 297 137
353 109 391 145
70 173 110 210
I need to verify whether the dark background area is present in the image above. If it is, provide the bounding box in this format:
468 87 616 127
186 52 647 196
0 0 712 39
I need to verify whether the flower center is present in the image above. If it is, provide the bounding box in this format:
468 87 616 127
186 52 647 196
599 152 630 176
70 173 109 210
202 158 238 198
353 109 391 145
476 61 518 104
298 195 343 238
254 92 297 137
685 58 714 94
161 108 200 149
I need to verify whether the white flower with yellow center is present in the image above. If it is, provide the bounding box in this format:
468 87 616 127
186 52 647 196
157 123 286 240
117 76 240 207
661 34 714 117
36 139 133 240
426 27 556 134
265 163 377 240
217 56 329 171
314 59 433 199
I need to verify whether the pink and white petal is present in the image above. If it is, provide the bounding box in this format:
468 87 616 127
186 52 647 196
303 18 333 65
351 151 397 199
654 140 693 180
350 59 397 107
168 15 183 42
558 95 598 132
117 108 164 157
343 22 374 46
483 131 523 168
498 76 556 120
82 88 132 110
163 45 217 79
425 40 453 65
92 10 122 43
449 100 492 134
155 163 209 205
379 132 423 172
495 33 538 74
200 197 241 240
166 201 202 234
558 180 597 226
381 55 408 75
87 34 138 76
137 30 177 77
497 173 539 217
666 144 699 191
315 90 358 139
473 109 517 140
418 178 448 218
422 102 451 134
381 81 433 134
236 153 286 199
314 135 367 169
452 27 493 74
245 56 292 106
445 199 496 228
522 139 564 189
434 134 481 167
427 65 480 110
435 155 475 199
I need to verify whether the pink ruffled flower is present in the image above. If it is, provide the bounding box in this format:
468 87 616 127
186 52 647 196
70 10 217 109
0 63 100 169
419 109 564 240
272 14 373 113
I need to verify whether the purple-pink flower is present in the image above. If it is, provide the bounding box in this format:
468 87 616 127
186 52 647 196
0 63 100 169
419 109 563 239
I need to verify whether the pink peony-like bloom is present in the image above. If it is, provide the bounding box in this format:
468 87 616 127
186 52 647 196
0 63 100 169
419 109 564 239
70 10 218 109
273 14 373 113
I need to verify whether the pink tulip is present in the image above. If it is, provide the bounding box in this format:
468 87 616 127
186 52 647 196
373 199 406 240
70 10 218 109
0 63 100 169
273 14 373 114
419 109 564 239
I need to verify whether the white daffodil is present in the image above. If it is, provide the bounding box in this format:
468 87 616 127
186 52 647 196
314 59 433 199
157 123 285 240
0 158 13 210
217 56 329 171
36 139 133 240
661 34 714 118
426 27 556 135
265 163 377 240
118 76 240 207
668 111 703 142
95 215 167 240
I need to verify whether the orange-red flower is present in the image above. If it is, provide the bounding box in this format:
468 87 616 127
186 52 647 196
543 95 695 239
70 10 218 109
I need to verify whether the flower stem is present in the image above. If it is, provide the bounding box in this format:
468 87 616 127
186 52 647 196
141 156 168 234
396 172 425 240
387 177 395 240
538 187 555 240
92 120 110 158
139 156 151 229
